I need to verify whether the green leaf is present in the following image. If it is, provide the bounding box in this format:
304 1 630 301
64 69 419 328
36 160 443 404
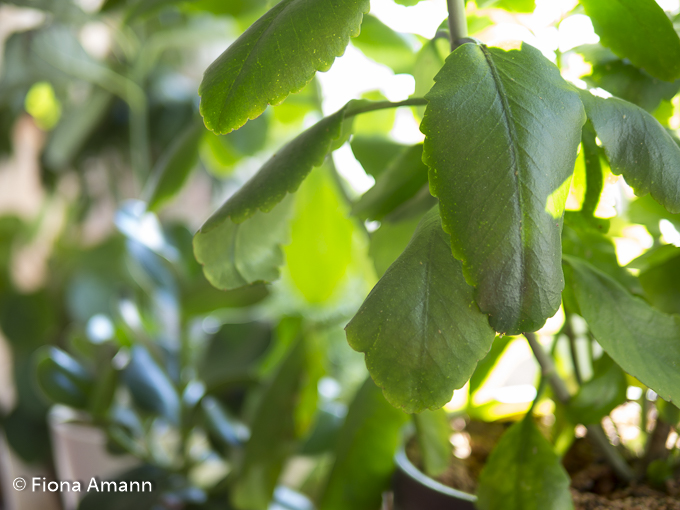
412 38 449 120
352 14 416 74
34 347 93 409
199 0 369 134
477 415 573 510
477 0 536 13
578 0 680 82
368 216 422 277
319 378 409 510
580 92 680 214
231 337 305 510
200 109 346 230
284 165 354 303
628 194 680 238
638 249 680 315
657 398 680 427
122 346 180 424
146 120 204 211
422 42 585 334
564 256 680 406
350 135 406 177
469 335 513 395
352 144 429 221
194 195 295 290
346 208 496 413
414 409 452 478
567 354 627 425
585 59 680 113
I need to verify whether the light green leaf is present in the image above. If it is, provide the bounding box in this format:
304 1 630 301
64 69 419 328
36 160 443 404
564 256 680 405
350 135 406 177
199 0 369 134
469 335 513 395
352 144 429 221
414 409 452 478
284 165 353 303
422 42 585 334
352 14 416 74
580 92 680 214
412 38 449 120
579 0 680 82
567 354 627 425
346 208 496 413
477 415 573 510
193 195 294 290
231 337 306 510
146 120 204 211
319 377 409 510
639 249 680 315
477 0 536 13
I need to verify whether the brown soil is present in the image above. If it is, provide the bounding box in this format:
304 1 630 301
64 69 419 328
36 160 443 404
406 421 680 509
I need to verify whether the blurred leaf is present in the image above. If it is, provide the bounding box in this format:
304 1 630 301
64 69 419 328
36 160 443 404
202 396 250 448
477 0 536 12
346 208 496 413
585 60 680 113
284 166 353 303
412 38 449 120
183 0 268 17
352 91 396 136
0 291 56 352
579 123 605 220
122 346 180 424
368 216 421 277
647 459 674 487
580 92 680 214
299 403 345 455
469 335 513 395
476 415 573 510
629 194 680 238
2 405 50 463
352 144 428 221
422 42 585 334
319 378 409 510
199 0 368 134
194 195 295 290
657 398 680 427
352 14 416 74
231 337 305 510
349 136 406 177
579 0 680 82
146 120 204 211
638 250 680 315
567 354 627 425
181 282 269 317
565 256 680 406
414 409 452 478
383 185 438 223
89 363 118 419
34 347 94 409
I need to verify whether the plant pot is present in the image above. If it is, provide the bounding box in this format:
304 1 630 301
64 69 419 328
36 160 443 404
392 445 477 510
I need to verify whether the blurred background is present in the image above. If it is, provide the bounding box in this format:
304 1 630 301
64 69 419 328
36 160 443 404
1 0 680 509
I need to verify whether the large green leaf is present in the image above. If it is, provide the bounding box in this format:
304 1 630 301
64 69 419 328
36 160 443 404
319 378 409 510
199 0 368 134
368 216 422 277
346 208 496 413
231 337 306 510
352 14 415 74
579 0 680 82
567 354 627 425
564 256 680 405
580 92 680 214
353 144 429 221
476 415 573 510
422 42 585 335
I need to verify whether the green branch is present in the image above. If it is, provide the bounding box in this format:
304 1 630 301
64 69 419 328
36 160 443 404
446 0 468 50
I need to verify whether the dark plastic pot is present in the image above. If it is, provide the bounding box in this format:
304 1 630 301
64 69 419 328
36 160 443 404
393 446 477 510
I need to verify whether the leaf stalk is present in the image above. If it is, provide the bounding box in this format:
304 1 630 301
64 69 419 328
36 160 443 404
446 0 468 50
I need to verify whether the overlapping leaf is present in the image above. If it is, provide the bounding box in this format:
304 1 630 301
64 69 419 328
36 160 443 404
199 0 368 134
422 42 585 334
579 0 680 82
565 256 680 405
567 354 627 425
346 208 496 413
477 415 573 510
580 92 680 214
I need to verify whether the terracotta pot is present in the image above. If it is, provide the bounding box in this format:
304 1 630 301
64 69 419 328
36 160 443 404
392 446 477 510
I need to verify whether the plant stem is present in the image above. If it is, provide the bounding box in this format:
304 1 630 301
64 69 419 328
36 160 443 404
344 98 428 118
564 316 582 385
524 332 635 482
446 0 468 50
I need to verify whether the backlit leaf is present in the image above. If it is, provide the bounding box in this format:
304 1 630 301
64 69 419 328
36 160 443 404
414 409 452 477
346 208 496 413
567 354 627 425
352 14 416 74
422 42 585 334
199 0 368 134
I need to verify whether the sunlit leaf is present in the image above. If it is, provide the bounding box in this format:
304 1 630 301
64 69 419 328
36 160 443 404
422 42 585 334
199 0 368 134
352 14 416 74
346 208 496 413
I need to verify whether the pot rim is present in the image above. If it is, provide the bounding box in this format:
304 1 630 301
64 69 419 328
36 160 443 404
394 444 478 503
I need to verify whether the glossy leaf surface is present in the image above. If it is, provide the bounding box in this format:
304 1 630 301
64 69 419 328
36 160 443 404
579 0 680 82
319 378 408 510
199 0 368 133
346 209 496 413
477 415 573 510
565 256 680 405
422 42 585 334
580 92 680 214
